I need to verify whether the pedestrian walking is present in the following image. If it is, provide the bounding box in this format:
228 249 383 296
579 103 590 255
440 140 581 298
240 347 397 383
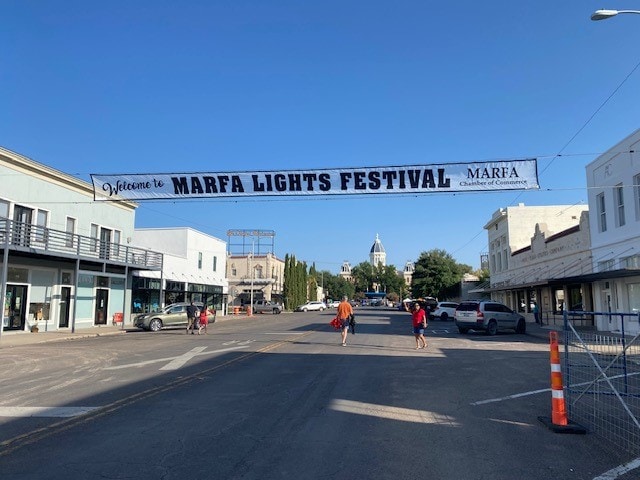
533 301 540 324
186 301 198 335
336 296 354 347
411 302 428 349
198 305 210 335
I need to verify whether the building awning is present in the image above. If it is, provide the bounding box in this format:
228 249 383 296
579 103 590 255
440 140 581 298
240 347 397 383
487 269 640 292
547 269 640 285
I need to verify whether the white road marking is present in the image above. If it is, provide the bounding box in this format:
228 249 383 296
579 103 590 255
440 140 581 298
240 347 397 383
160 346 208 370
471 371 640 406
471 388 550 406
104 345 249 371
0 406 99 418
593 457 640 480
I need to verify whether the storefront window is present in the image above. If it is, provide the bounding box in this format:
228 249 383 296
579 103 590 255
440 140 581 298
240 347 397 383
567 285 583 311
629 283 640 314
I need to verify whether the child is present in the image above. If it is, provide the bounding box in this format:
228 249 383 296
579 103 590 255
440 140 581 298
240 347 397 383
198 307 209 335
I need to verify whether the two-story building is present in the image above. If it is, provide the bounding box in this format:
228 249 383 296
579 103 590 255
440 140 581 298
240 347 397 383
484 203 591 324
0 147 162 335
226 252 284 308
131 227 228 315
585 128 640 333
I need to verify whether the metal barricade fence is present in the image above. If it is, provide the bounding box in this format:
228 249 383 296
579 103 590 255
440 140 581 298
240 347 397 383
563 311 640 456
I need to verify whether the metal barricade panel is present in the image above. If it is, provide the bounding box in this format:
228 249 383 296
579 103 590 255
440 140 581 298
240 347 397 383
564 311 640 456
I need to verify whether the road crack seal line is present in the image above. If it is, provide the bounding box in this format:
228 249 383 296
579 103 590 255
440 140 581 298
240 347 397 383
0 330 315 457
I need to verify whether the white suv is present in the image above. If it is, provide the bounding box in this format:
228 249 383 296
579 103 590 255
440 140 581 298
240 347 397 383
430 302 459 321
295 301 327 312
455 300 526 335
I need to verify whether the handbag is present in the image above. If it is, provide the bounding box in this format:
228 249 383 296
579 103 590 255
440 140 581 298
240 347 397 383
330 317 342 330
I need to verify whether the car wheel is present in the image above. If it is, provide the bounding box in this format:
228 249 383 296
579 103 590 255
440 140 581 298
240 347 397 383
302 308 308 312
458 327 469 334
149 318 162 332
486 320 498 336
516 318 526 334
273 308 279 314
440 312 448 321
320 307 325 311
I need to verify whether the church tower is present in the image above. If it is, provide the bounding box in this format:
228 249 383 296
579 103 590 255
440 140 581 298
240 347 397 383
369 234 386 267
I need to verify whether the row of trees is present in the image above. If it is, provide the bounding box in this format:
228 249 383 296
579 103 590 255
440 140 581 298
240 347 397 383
282 249 488 311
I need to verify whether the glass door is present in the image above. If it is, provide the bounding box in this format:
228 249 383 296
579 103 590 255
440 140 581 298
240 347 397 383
12 205 32 247
4 285 27 331
95 288 109 325
58 286 71 328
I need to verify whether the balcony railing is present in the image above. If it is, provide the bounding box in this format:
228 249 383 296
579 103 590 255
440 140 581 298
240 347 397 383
0 218 162 270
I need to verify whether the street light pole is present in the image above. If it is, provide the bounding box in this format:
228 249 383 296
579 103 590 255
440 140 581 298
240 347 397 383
249 242 254 316
591 9 640 21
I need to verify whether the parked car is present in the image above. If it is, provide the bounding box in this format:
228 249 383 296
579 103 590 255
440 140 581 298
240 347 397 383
327 300 340 308
455 300 526 335
134 302 214 332
253 300 283 314
430 301 459 321
413 297 438 313
295 301 327 312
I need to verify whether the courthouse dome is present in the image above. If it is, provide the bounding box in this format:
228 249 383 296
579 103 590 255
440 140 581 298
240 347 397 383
370 234 385 254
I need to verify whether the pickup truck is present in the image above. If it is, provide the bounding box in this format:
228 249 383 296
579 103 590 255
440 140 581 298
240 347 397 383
253 300 283 314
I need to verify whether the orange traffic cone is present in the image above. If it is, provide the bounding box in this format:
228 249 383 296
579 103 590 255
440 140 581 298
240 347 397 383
538 331 586 434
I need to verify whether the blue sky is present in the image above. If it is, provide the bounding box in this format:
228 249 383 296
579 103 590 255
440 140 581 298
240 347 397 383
2 1 639 273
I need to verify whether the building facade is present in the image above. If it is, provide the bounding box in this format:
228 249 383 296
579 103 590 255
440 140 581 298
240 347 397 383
131 227 228 315
484 203 592 324
226 252 284 308
0 147 162 335
586 128 640 333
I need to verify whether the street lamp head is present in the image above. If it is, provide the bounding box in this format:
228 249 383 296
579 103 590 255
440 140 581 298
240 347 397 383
591 9 619 21
591 9 640 20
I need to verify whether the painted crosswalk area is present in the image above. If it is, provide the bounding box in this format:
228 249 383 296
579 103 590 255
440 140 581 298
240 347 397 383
0 406 99 418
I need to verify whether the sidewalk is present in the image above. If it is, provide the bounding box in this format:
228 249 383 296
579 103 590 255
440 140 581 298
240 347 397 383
0 314 246 348
0 324 128 347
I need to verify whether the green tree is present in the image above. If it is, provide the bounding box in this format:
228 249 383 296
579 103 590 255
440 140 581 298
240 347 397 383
308 263 318 301
283 255 309 310
379 264 404 298
411 249 469 300
351 262 374 293
321 270 354 301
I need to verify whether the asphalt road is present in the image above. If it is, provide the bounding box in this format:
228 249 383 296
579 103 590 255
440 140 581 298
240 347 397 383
0 308 632 479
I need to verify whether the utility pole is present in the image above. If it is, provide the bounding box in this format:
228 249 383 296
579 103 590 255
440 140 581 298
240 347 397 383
249 241 254 316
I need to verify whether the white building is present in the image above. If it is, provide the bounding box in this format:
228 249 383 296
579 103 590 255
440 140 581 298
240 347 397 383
486 203 589 289
369 234 386 267
586 128 640 333
132 227 228 315
0 147 162 335
484 203 591 322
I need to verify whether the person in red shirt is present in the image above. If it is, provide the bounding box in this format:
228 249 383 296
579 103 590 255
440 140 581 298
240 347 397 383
411 302 428 349
336 296 354 347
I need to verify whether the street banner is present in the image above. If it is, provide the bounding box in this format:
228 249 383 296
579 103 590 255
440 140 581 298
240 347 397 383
91 159 539 201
